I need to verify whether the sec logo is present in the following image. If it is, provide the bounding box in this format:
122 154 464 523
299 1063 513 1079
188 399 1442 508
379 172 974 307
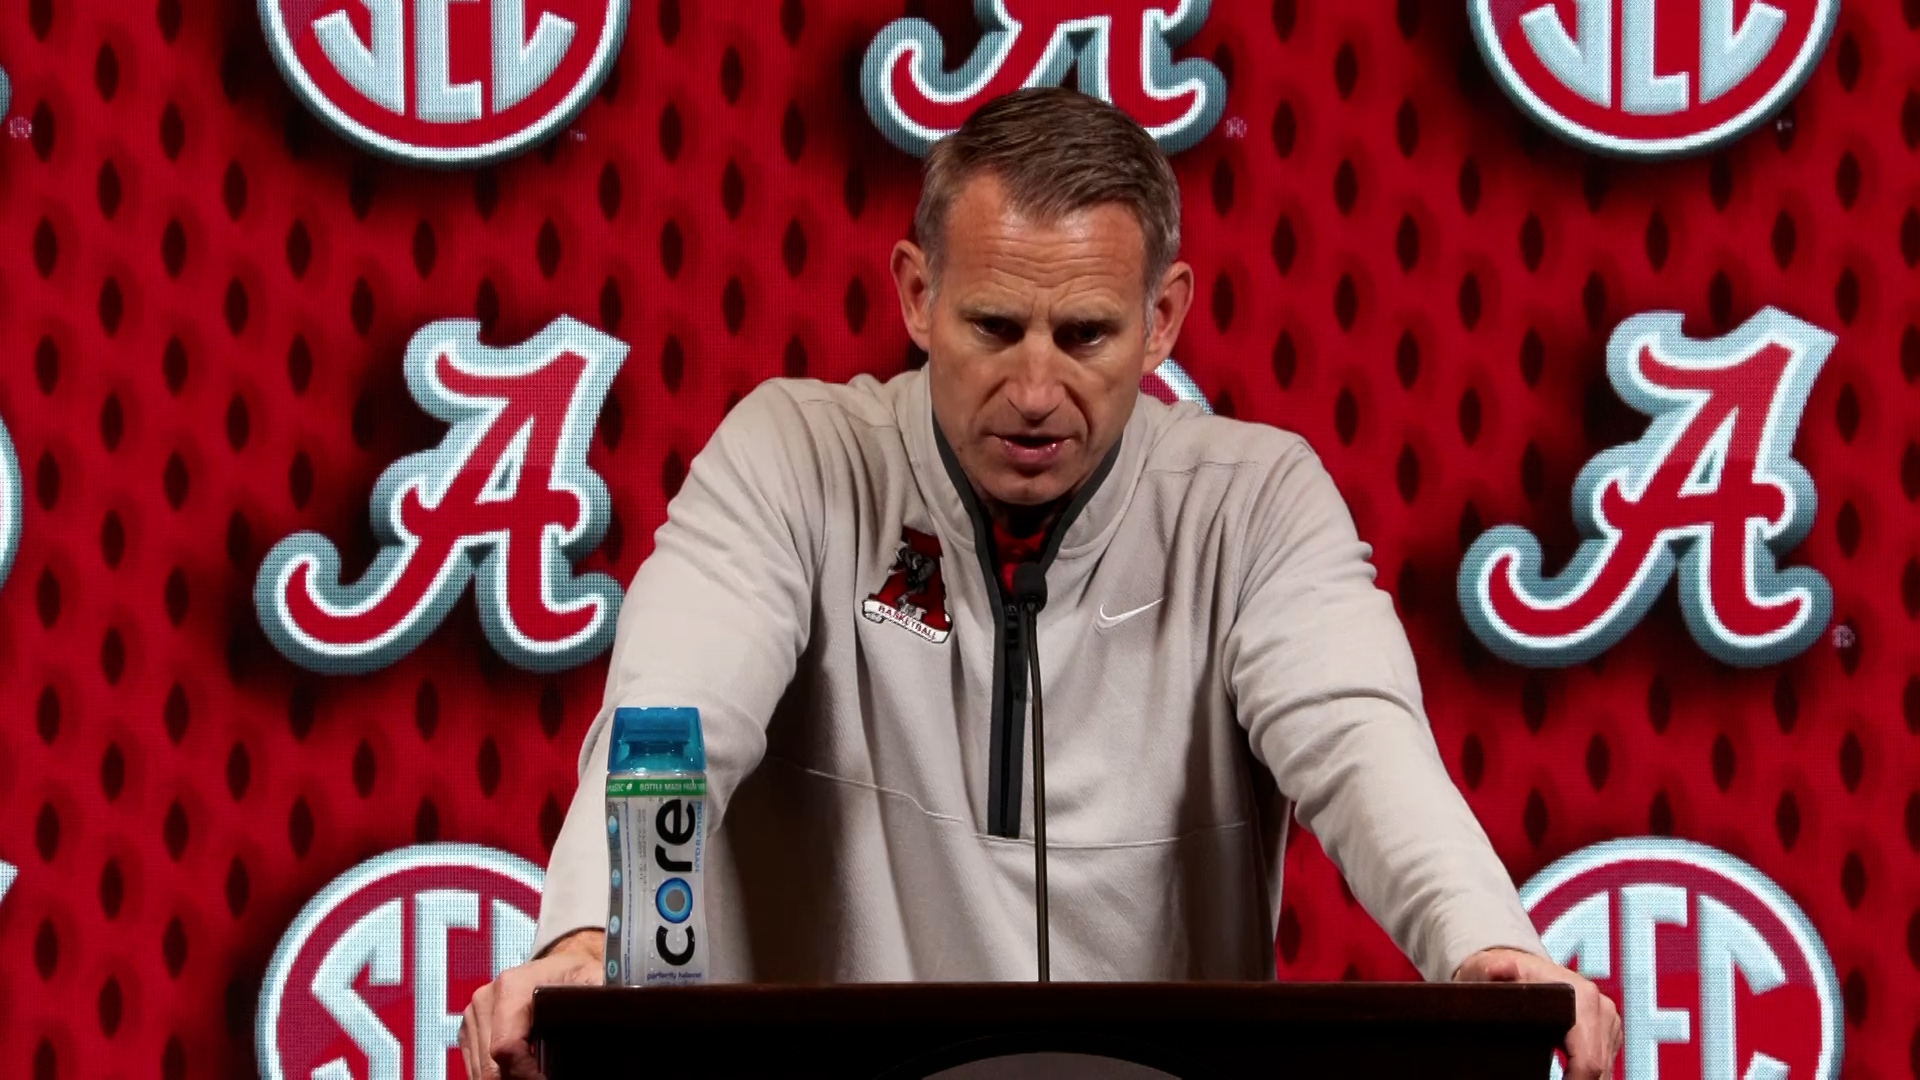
1520 838 1841 1080
258 844 544 1080
259 0 630 166
1469 0 1838 158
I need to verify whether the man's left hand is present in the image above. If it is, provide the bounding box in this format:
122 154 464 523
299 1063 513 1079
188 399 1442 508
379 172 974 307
1453 947 1622 1080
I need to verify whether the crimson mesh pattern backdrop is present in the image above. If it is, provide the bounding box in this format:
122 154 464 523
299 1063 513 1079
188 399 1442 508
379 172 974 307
0 0 1912 1077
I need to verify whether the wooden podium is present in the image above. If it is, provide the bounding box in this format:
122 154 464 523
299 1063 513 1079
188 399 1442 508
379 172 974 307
531 982 1573 1078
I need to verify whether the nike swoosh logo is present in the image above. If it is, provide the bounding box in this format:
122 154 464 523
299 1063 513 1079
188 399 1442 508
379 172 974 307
1095 598 1164 630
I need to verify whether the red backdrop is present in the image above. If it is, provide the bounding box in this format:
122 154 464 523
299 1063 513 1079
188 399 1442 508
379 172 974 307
0 0 1912 1076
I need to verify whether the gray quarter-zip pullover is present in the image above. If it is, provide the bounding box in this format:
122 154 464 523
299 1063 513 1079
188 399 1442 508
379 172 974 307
533 369 1544 982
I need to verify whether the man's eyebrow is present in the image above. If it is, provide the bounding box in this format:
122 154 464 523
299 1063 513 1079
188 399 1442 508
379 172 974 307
958 303 1023 322
1055 310 1125 331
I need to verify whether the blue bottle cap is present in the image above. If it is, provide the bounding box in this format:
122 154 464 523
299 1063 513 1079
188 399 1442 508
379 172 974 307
609 707 706 775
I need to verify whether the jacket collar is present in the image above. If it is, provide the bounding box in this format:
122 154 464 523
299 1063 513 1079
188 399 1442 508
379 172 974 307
898 369 1155 574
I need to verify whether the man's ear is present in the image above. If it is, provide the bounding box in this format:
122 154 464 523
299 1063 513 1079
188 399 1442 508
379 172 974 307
1144 260 1196 373
891 240 935 352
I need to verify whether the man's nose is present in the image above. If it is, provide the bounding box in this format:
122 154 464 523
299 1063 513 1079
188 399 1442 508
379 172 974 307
1006 336 1067 420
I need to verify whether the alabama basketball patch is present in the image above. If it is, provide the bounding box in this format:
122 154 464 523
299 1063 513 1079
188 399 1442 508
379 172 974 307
863 528 953 644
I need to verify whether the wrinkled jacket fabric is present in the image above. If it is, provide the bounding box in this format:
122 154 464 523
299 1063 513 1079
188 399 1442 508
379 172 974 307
534 370 1544 982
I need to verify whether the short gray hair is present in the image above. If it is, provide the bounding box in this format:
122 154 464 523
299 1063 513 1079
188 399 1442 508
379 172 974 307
913 88 1183 299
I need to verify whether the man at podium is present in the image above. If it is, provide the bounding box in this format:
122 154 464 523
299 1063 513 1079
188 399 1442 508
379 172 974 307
462 88 1621 1079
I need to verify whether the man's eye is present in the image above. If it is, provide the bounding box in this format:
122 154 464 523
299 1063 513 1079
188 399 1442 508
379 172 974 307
1060 325 1106 349
975 318 1018 341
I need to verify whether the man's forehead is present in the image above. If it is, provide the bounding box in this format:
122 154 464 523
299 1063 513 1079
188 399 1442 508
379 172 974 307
948 175 1143 248
939 178 1148 310
954 270 1131 318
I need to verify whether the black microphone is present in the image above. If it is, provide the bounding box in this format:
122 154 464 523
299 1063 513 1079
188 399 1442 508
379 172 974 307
1010 563 1050 982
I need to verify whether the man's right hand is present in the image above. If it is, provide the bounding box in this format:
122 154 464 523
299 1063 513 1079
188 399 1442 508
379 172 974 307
460 929 606 1080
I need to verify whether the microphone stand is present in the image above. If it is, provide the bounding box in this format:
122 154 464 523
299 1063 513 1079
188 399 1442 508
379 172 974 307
1012 565 1050 983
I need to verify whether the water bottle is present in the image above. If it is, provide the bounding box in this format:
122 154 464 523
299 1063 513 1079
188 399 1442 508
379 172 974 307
605 706 708 985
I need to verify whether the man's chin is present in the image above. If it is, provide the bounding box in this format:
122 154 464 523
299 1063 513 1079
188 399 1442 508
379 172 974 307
955 445 1093 510
978 469 1077 511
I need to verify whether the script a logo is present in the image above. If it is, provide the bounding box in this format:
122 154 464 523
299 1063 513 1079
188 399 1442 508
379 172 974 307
258 844 544 1080
260 0 630 166
1458 308 1832 668
0 410 19 596
1521 838 1841 1080
1141 357 1210 413
1470 0 1838 158
861 0 1227 158
257 317 627 675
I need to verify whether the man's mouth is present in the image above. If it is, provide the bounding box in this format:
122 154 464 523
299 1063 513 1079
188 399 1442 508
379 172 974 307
994 434 1068 469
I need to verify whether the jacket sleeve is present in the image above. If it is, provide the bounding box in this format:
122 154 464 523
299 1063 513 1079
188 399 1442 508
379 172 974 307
532 383 823 955
1222 440 1545 982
